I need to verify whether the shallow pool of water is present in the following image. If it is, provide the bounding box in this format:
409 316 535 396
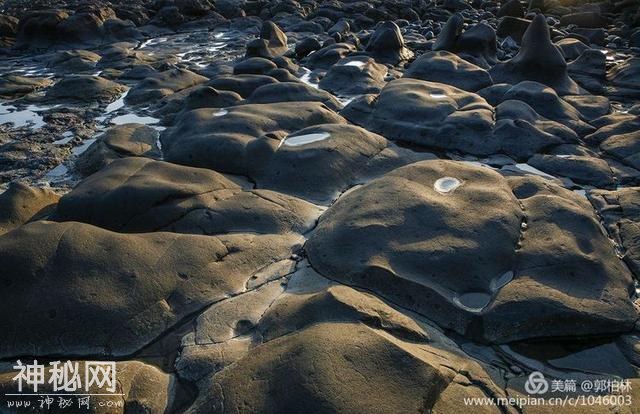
284 132 331 147
453 292 491 313
0 102 48 129
111 113 160 126
434 177 461 194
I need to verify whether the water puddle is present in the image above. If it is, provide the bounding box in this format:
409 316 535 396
72 138 96 156
104 90 129 114
490 271 514 291
283 132 331 147
45 164 69 178
52 131 74 145
342 60 366 68
299 69 320 89
429 93 448 100
0 102 48 129
453 292 491 313
337 96 356 106
111 113 160 126
513 163 556 179
214 109 228 117
434 177 462 194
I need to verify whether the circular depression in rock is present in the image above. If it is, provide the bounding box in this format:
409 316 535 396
434 177 461 193
283 132 331 147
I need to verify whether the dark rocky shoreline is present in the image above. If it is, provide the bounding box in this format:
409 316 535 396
0 0 639 412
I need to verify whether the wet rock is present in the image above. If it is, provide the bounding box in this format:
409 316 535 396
434 16 497 68
491 14 581 95
528 154 615 187
98 43 159 70
126 68 209 105
15 7 140 49
0 220 301 357
608 57 640 98
233 56 278 75
0 14 18 37
303 42 357 70
0 182 59 235
155 86 242 124
244 82 342 111
295 36 322 58
556 37 589 61
562 94 610 121
161 102 345 175
208 74 278 97
498 81 594 135
571 27 606 46
567 48 607 94
318 56 387 95
307 160 637 342
0 361 176 413
404 51 493 91
183 321 502 414
364 21 413 64
590 187 640 277
47 49 102 73
15 10 69 49
344 78 571 158
246 21 288 58
343 79 496 154
586 115 640 146
45 75 127 104
0 75 53 99
494 99 578 151
176 0 214 16
497 0 525 18
433 13 463 52
496 16 531 43
250 123 431 203
57 157 321 235
560 11 610 29
454 23 498 68
600 131 640 171
75 124 161 176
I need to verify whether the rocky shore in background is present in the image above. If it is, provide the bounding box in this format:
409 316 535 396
0 0 639 412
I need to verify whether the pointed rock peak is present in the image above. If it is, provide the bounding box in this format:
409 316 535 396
365 21 413 64
261 21 287 49
515 14 565 68
433 13 464 51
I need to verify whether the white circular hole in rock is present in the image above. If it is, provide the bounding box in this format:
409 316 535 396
453 292 491 313
214 109 228 117
342 60 366 68
490 271 513 291
284 132 331 147
434 177 461 194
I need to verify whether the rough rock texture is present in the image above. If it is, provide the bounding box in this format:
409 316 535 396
491 14 581 95
161 102 346 175
404 50 493 91
126 68 209 105
0 220 302 357
56 157 322 234
307 160 637 342
0 182 59 235
0 360 177 413
318 56 387 95
249 123 431 203
343 78 574 158
45 75 127 103
75 123 161 175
